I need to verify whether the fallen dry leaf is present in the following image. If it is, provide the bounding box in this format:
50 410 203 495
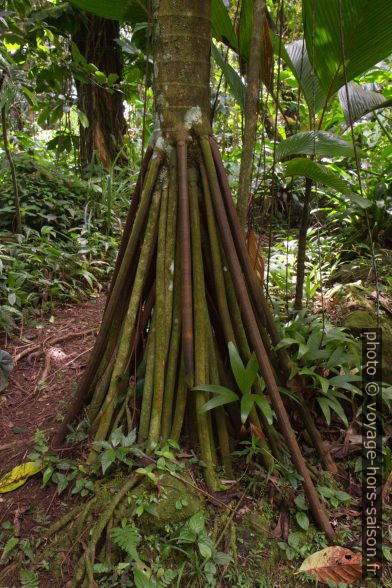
298 546 362 584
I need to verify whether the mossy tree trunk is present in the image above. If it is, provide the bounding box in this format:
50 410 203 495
73 14 126 171
56 0 334 559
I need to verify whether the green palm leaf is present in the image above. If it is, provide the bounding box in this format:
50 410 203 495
276 131 360 161
283 39 326 114
68 0 238 51
211 43 246 109
303 0 392 98
283 158 371 208
338 82 391 123
211 0 238 51
69 0 147 22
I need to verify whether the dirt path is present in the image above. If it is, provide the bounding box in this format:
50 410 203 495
0 295 104 532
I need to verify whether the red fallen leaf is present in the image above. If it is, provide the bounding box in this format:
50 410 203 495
298 546 362 584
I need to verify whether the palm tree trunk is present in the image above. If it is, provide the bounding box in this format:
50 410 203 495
55 5 334 566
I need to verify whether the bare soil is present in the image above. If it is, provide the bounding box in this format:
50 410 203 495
0 295 105 534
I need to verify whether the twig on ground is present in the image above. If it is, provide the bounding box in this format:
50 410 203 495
13 328 97 364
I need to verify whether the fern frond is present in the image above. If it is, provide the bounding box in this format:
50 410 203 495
20 570 39 588
110 522 140 560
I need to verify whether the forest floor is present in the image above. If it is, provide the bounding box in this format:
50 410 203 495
0 295 104 541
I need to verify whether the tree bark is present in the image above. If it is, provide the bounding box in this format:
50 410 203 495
73 15 126 171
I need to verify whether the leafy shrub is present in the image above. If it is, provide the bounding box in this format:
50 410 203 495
0 154 96 233
0 226 117 333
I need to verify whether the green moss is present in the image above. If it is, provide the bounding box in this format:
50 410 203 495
235 509 289 585
130 473 204 530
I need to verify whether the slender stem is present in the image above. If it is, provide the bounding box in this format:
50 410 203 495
189 167 220 491
105 145 153 307
85 473 141 582
206 321 233 476
209 135 336 474
177 140 194 382
1 108 22 233
200 135 334 539
90 183 161 451
237 0 266 229
200 161 236 344
170 353 187 442
138 313 156 442
149 176 170 442
161 242 182 440
294 177 312 311
54 150 163 446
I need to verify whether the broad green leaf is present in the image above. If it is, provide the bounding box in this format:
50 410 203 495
212 0 238 51
238 0 252 60
317 486 334 499
306 326 323 354
303 0 392 97
198 536 213 559
335 490 351 502
275 337 300 350
69 0 147 23
326 397 349 427
296 511 309 530
317 397 331 425
242 353 260 394
284 39 326 113
100 448 116 474
329 374 361 395
0 462 43 493
338 82 391 123
283 158 371 208
1 537 19 563
195 385 238 412
42 465 54 487
193 384 237 396
189 511 205 534
294 494 308 511
77 109 89 129
298 343 309 359
254 394 273 425
316 375 330 395
228 342 247 394
240 393 255 423
326 346 345 368
21 86 38 107
328 374 361 386
276 131 360 161
211 43 246 110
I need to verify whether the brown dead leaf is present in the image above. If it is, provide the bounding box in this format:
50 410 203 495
271 503 289 540
298 546 362 584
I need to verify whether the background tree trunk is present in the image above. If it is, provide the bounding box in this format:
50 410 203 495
73 15 126 171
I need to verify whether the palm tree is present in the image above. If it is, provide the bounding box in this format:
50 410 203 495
52 4 334 579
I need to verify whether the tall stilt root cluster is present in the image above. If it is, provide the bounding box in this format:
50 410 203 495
54 130 334 543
